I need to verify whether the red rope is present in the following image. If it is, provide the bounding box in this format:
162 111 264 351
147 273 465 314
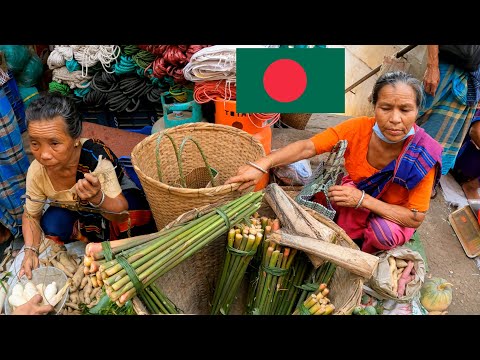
141 45 211 84
194 80 237 103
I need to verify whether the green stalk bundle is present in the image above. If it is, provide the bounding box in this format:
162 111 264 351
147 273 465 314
273 252 312 315
139 283 180 314
294 261 337 312
292 286 335 315
100 191 263 306
210 224 263 315
250 242 298 315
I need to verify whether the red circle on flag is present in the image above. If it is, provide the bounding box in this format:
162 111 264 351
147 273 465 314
263 59 307 102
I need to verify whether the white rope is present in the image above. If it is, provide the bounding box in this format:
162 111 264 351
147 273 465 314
183 45 267 82
72 45 121 77
47 45 74 70
52 67 92 89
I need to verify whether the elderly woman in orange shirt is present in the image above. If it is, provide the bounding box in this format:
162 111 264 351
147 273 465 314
226 71 443 254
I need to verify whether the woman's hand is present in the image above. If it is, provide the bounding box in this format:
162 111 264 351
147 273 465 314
423 64 440 97
19 249 40 280
13 294 54 315
225 164 265 191
328 185 365 208
76 173 102 203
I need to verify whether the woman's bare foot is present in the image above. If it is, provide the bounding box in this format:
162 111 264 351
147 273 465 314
462 178 480 200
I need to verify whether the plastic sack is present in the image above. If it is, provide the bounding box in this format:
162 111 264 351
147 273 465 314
366 246 425 303
16 54 43 87
18 85 39 107
272 158 312 186
0 45 30 74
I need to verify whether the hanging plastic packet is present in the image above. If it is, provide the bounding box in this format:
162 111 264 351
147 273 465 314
272 158 312 186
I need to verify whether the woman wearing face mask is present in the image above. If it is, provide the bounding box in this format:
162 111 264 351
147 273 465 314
225 71 443 254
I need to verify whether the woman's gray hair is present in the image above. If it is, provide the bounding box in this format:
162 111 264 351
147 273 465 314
25 93 82 138
370 71 424 110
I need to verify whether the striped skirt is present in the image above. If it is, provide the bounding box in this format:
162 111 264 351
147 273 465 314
0 88 30 238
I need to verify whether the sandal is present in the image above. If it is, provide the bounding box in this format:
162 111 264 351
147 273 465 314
431 184 438 199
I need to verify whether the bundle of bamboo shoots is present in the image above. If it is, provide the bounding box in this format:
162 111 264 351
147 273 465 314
84 191 263 306
249 241 298 315
271 252 311 315
294 261 336 313
210 215 269 315
139 283 180 314
293 283 335 315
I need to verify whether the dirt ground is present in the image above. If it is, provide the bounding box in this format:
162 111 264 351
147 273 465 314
274 113 480 315
418 194 480 314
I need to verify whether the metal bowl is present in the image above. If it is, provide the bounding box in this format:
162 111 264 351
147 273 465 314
4 266 69 315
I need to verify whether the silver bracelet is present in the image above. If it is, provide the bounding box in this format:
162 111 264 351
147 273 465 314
246 161 268 174
355 190 366 209
89 189 105 208
24 245 39 256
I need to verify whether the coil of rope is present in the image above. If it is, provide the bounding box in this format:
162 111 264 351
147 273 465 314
90 71 119 93
133 50 156 69
49 81 71 96
71 45 121 77
169 84 194 102
73 85 91 98
113 55 137 75
52 67 92 89
152 57 188 84
194 80 236 104
82 71 118 107
138 45 168 56
183 45 239 82
47 45 74 70
83 86 108 107
66 58 81 72
122 45 141 56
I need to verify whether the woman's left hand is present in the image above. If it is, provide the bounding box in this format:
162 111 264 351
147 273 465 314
75 173 102 203
328 185 364 208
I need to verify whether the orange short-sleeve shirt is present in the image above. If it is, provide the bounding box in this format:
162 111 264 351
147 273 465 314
309 116 435 212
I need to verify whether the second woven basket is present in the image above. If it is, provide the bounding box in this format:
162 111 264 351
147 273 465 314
131 122 266 229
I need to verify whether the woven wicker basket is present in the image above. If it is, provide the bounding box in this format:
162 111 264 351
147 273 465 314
280 113 312 130
131 123 266 230
151 196 363 315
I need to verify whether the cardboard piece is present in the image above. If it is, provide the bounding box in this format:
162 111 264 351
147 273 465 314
448 205 480 258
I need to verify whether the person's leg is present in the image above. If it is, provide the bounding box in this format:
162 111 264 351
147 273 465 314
40 206 83 244
362 215 416 254
109 189 155 240
335 205 371 244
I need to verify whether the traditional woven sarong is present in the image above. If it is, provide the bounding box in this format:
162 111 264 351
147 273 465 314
417 62 479 174
0 88 29 238
334 126 442 254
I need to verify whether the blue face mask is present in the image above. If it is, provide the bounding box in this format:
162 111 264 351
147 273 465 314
372 122 415 144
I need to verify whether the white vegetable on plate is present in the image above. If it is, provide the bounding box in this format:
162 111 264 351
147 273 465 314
0 283 7 314
23 281 39 301
11 283 24 298
44 282 58 303
8 294 27 308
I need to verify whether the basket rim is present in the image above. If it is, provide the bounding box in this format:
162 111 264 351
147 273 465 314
131 122 265 195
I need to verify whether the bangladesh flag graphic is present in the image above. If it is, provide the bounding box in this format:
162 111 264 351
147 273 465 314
236 47 345 113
